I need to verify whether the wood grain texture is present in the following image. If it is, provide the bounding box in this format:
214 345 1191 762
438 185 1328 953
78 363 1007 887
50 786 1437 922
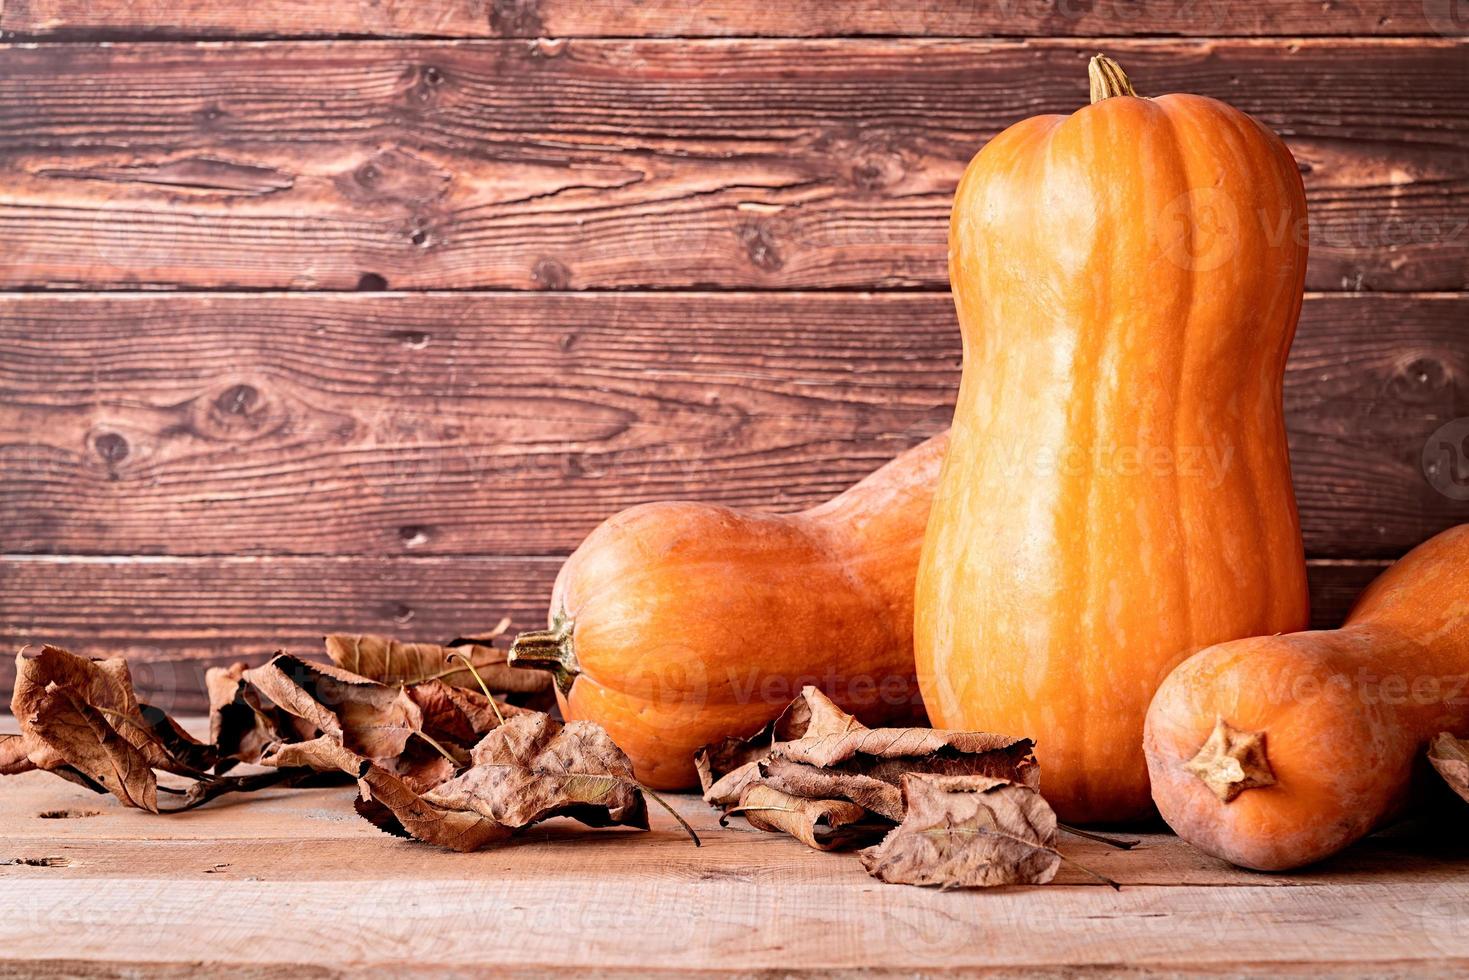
2 292 1463 561
0 765 1465 976
1 0 1458 40
0 555 559 714
0 555 1394 713
0 39 1463 291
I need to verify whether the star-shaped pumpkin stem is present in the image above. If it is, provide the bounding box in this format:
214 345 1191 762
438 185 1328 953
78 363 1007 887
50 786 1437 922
1184 717 1276 803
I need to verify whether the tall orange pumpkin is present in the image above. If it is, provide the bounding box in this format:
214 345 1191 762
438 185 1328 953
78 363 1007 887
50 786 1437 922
914 56 1311 824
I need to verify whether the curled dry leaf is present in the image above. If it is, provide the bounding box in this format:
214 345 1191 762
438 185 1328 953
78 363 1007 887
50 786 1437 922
1429 733 1469 803
407 679 530 747
9 646 303 812
859 774 1061 888
244 654 430 762
324 633 551 700
697 686 864 806
206 662 312 771
12 647 180 811
699 686 1037 821
355 763 513 853
0 734 36 776
345 713 650 850
727 784 880 851
259 732 454 795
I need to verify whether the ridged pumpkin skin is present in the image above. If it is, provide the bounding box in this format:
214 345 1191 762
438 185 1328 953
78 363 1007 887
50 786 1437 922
1145 525 1469 870
511 432 946 789
915 61 1311 824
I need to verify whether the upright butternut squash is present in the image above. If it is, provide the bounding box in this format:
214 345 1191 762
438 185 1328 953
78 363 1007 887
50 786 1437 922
509 432 946 789
915 56 1310 824
1146 525 1469 870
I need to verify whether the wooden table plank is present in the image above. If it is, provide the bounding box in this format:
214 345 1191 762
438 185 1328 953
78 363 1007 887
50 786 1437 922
2 292 1464 561
0 764 1466 976
0 39 1463 291
0 555 1398 713
1 0 1454 40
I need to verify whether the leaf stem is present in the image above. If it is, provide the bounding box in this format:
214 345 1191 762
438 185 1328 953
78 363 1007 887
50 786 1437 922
639 784 701 847
448 651 506 727
1059 824 1140 849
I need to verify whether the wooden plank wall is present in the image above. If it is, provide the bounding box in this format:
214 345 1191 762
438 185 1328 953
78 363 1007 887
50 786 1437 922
1 2 1466 712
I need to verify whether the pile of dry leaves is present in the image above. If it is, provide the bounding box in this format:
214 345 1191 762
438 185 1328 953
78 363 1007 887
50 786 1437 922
1 636 1142 888
697 686 1125 887
0 634 680 850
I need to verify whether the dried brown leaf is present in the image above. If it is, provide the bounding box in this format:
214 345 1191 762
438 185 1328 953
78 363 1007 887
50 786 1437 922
355 764 513 853
406 679 527 746
344 713 649 850
727 784 880 851
859 774 1061 888
436 713 648 830
243 654 427 762
697 687 867 807
0 734 38 775
8 647 209 810
697 686 1036 821
1429 732 1469 804
324 634 550 696
206 662 308 769
756 758 908 821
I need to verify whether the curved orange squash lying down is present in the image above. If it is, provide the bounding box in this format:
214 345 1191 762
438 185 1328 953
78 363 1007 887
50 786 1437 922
1145 524 1469 870
509 433 946 789
915 55 1311 824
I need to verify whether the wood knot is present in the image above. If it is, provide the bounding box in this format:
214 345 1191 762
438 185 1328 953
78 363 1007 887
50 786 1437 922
208 382 268 432
533 258 570 290
1184 717 1276 803
850 148 907 192
93 432 129 464
390 329 430 349
737 222 784 272
336 149 452 211
215 383 259 417
490 0 545 37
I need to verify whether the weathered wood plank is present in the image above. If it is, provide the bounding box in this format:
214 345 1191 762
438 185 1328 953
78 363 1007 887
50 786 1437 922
2 293 1463 560
0 555 1395 712
0 759 1466 976
0 555 559 714
0 764 1463 886
0 39 1463 291
1 0 1455 40
0 846 1465 973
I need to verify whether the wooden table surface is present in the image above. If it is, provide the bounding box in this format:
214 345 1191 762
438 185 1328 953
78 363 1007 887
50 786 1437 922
1 724 1467 977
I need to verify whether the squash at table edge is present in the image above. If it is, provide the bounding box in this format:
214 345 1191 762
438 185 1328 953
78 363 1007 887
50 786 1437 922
914 55 1311 824
1145 524 1469 870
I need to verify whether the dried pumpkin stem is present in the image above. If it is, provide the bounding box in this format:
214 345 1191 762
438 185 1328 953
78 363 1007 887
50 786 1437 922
507 618 581 697
1184 716 1276 803
1088 53 1139 103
